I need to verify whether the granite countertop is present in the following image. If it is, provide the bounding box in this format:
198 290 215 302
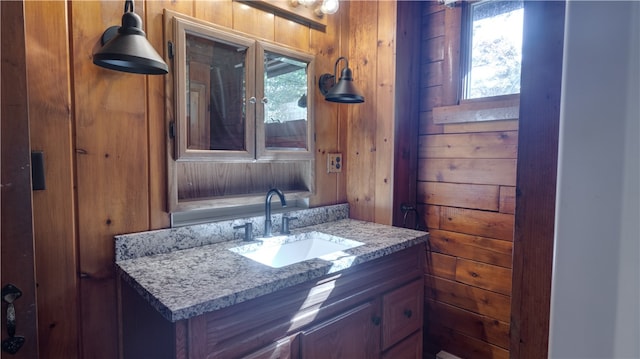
116 216 428 323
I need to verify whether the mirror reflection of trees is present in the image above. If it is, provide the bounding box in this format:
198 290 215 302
264 52 307 124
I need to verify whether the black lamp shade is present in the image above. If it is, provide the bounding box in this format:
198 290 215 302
324 67 364 103
93 11 168 75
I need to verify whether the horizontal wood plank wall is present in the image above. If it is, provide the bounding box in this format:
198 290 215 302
418 3 517 358
23 0 350 356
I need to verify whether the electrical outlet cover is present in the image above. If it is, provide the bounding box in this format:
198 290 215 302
327 153 342 173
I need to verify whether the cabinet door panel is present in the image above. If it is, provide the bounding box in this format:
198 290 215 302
382 279 423 350
243 334 299 359
382 330 422 359
300 301 380 359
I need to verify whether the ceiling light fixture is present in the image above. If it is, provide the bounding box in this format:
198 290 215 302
318 57 364 104
289 0 340 17
315 0 339 16
93 0 168 75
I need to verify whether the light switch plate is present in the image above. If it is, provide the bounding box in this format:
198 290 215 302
327 153 342 173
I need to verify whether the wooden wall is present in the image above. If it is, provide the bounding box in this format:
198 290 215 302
418 3 517 359
21 0 403 357
344 1 397 225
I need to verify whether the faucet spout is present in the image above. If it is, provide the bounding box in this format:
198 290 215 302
264 188 286 237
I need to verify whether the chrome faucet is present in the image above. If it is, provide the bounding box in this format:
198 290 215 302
264 188 286 237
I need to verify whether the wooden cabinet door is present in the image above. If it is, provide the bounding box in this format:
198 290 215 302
243 334 299 359
1 1 39 358
382 331 422 359
300 301 381 359
381 279 423 350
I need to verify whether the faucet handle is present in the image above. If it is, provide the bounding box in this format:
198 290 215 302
233 222 253 241
281 216 298 235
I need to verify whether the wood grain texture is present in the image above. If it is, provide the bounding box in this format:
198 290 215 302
422 37 445 63
440 207 515 241
428 322 509 359
419 204 441 231
419 110 443 135
147 0 193 229
418 158 517 186
426 299 510 349
195 0 232 27
443 119 518 134
392 0 422 228
71 1 151 356
308 7 342 207
455 258 512 296
23 1 80 357
232 1 275 40
422 61 443 88
418 2 520 357
510 1 565 357
441 5 461 106
418 182 500 211
374 0 397 225
499 186 516 214
275 16 310 51
346 0 378 222
429 229 513 268
418 131 518 159
19 0 396 356
425 276 511 323
422 9 444 39
1 1 40 357
425 252 456 280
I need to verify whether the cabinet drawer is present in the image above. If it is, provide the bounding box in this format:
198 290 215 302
382 330 422 359
382 279 423 350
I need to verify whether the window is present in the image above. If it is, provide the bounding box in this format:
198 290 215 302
462 0 524 100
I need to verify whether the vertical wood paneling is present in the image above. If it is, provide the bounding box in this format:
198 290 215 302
71 1 150 356
147 0 193 229
510 2 564 357
232 1 275 40
275 17 310 51
374 0 396 225
309 7 341 207
392 0 422 228
346 1 378 222
195 0 232 27
24 1 80 357
1 1 40 357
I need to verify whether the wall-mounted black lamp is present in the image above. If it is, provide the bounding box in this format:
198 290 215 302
93 0 168 75
318 57 364 103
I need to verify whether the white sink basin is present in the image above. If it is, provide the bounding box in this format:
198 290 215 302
229 231 364 268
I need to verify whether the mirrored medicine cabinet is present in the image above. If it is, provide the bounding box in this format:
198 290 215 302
164 10 316 213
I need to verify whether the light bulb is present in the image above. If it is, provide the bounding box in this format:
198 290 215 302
320 0 339 15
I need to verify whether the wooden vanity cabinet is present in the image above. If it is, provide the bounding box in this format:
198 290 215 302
120 243 425 359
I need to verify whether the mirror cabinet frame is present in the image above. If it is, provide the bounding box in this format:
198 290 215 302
164 10 316 213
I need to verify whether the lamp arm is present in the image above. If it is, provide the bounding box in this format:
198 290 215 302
124 0 134 13
333 56 348 78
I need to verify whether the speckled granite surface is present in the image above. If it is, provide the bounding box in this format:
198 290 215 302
115 204 349 261
115 210 428 322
